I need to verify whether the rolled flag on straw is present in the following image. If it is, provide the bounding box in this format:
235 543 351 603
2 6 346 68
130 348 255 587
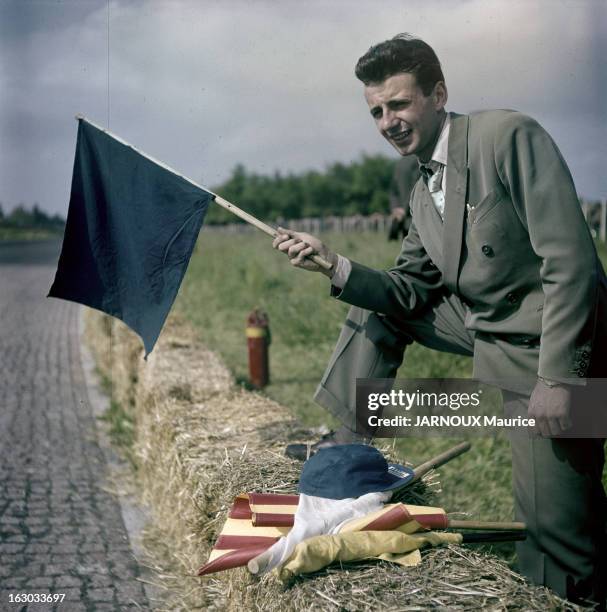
197 493 525 576
255 502 525 532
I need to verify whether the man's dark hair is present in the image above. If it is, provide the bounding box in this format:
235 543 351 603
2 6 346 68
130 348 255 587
355 33 444 96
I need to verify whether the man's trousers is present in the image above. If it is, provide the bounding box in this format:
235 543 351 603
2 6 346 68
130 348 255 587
314 293 606 606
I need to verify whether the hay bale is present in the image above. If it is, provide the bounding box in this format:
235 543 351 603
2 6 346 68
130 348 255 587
84 311 583 611
214 547 581 612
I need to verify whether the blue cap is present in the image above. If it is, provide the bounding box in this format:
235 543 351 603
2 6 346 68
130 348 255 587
298 444 415 499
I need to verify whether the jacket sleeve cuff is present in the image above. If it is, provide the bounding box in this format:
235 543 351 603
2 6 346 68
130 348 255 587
330 254 352 295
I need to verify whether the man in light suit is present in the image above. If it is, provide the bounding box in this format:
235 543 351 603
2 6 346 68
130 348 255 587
273 35 606 605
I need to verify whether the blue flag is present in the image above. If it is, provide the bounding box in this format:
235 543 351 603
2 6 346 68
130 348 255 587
49 118 213 355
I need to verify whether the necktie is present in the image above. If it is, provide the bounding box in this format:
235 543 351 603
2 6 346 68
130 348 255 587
420 161 445 219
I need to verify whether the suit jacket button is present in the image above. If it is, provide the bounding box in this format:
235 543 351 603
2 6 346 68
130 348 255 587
506 292 518 304
481 244 494 257
581 350 590 360
577 368 586 377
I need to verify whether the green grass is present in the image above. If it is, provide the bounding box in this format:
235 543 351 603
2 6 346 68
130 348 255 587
97 399 137 466
595 239 607 262
176 230 607 564
178 231 472 426
0 227 63 241
95 368 137 467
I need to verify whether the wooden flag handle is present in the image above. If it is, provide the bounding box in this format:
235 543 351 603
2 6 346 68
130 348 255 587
73 115 333 271
214 196 333 271
448 520 526 531
247 547 274 575
411 441 471 482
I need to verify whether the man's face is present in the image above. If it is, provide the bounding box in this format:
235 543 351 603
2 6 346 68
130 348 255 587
364 72 447 162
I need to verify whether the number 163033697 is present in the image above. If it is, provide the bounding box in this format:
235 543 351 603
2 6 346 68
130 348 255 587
8 592 66 603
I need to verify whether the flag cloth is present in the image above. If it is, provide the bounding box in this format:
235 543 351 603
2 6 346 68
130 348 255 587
48 118 213 355
198 494 295 576
197 493 449 576
277 530 462 581
248 491 389 575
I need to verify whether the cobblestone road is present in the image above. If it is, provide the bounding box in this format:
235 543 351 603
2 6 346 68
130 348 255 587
0 241 149 611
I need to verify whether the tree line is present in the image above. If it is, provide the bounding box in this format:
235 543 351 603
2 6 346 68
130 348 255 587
1 153 397 233
206 154 396 224
0 203 65 232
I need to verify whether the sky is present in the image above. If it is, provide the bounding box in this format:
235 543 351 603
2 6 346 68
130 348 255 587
1 0 605 216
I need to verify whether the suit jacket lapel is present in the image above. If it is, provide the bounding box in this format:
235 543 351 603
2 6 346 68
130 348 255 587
442 113 469 292
414 180 444 270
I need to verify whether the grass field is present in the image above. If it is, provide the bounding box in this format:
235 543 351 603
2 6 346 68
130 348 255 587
176 229 606 563
0 227 63 241
178 230 473 424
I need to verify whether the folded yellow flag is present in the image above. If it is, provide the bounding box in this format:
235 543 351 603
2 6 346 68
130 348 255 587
278 530 462 580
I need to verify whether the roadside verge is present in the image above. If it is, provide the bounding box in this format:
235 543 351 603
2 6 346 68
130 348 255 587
84 310 578 611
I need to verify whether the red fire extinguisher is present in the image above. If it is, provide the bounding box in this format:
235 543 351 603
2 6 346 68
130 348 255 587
246 309 270 389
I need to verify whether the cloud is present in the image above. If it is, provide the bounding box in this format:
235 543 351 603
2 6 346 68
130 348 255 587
0 0 605 215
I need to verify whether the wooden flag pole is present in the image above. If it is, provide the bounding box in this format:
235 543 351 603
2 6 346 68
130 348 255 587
74 115 333 270
447 519 526 531
410 441 471 483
